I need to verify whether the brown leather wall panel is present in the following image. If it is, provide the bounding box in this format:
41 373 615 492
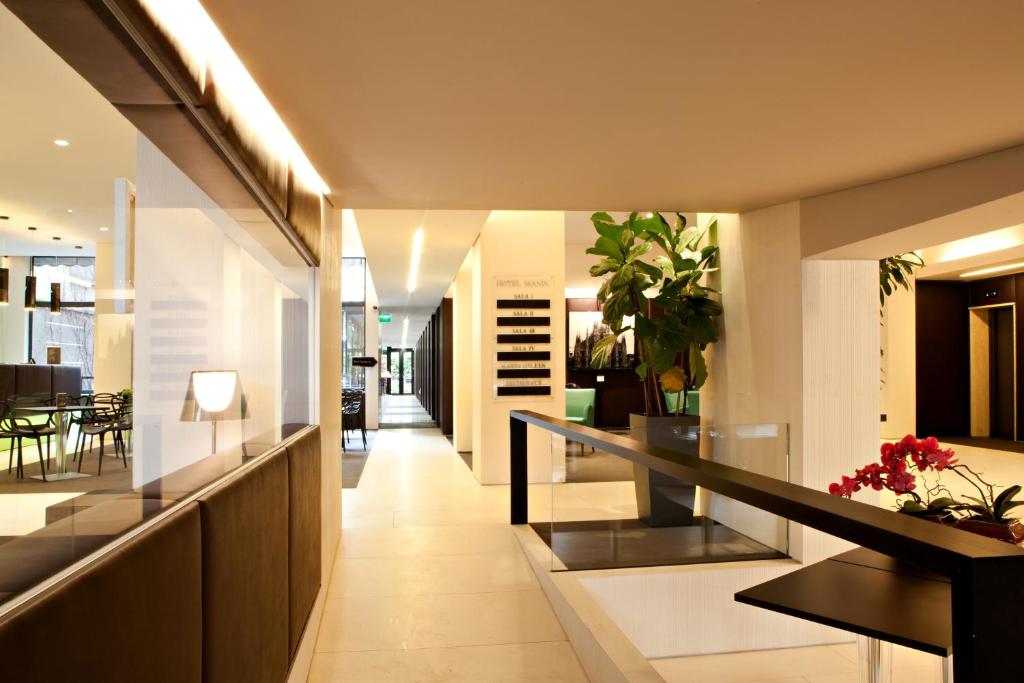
286 427 322 656
14 364 50 400
287 167 324 264
199 451 290 683
51 365 83 397
0 504 203 682
0 365 14 405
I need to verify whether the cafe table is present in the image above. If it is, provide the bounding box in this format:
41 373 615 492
16 404 99 481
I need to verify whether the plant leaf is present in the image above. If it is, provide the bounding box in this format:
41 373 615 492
590 334 618 369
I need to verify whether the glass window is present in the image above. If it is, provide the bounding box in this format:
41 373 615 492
343 303 366 388
32 257 96 303
341 257 366 303
30 307 96 388
28 257 98 390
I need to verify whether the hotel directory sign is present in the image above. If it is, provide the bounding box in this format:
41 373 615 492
493 276 553 399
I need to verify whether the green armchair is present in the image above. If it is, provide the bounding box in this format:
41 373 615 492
565 388 596 427
664 391 700 416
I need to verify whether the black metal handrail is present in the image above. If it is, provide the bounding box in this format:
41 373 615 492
510 410 1024 682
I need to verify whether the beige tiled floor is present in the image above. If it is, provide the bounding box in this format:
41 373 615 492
651 642 945 683
310 427 588 682
315 432 1019 682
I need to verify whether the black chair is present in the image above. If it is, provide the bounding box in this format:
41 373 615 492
341 390 366 451
0 404 29 479
76 401 128 476
2 398 55 480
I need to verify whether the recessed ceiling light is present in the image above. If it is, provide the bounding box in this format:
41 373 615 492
27 226 37 231
99 226 109 232
53 139 70 147
66 209 73 214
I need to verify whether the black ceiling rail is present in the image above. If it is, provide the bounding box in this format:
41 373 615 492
509 410 1024 682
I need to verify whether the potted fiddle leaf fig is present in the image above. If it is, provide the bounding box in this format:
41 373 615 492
588 211 722 526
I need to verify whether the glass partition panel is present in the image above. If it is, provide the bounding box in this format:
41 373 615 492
0 6 317 613
541 423 790 571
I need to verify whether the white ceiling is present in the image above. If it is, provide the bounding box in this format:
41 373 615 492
354 210 489 346
200 0 1024 213
0 4 135 256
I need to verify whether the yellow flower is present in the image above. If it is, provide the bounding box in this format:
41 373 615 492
660 366 686 393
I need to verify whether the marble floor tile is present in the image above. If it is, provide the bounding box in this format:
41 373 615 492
315 590 566 652
328 552 538 597
338 524 520 558
308 641 588 683
651 644 855 683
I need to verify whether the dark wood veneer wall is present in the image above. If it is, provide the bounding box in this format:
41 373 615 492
411 301 453 433
440 299 454 436
916 275 1024 438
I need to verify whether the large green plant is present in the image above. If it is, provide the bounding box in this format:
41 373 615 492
587 211 722 416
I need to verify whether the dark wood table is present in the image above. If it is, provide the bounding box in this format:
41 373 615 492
736 547 952 681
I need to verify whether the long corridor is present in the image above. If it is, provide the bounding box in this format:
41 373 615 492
310 428 588 682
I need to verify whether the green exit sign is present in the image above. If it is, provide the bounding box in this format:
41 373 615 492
378 314 392 323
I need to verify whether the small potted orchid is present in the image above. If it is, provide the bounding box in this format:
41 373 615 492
829 435 1024 544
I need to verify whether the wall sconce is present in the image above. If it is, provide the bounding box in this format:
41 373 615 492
49 283 61 315
24 275 35 311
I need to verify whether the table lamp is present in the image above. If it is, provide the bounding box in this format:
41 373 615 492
180 370 248 453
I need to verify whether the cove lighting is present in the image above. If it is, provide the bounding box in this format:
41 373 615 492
406 227 425 293
959 262 1024 279
137 0 328 194
53 139 69 147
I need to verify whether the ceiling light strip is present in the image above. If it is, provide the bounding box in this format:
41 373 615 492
406 227 425 293
97 0 319 267
959 262 1024 278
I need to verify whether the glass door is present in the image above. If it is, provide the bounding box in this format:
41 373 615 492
402 349 414 394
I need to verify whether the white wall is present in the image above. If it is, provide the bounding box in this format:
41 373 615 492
587 204 881 657
0 256 28 363
93 243 134 394
452 248 474 452
472 211 566 484
881 282 916 439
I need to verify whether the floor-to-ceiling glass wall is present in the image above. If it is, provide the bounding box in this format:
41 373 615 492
0 2 317 609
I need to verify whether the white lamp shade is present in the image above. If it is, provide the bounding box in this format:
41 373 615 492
192 371 237 413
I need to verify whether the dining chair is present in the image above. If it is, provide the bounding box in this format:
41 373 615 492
2 398 53 480
341 390 367 451
77 404 124 476
0 404 28 479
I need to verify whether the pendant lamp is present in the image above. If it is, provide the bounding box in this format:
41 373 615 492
50 282 61 315
24 275 35 311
